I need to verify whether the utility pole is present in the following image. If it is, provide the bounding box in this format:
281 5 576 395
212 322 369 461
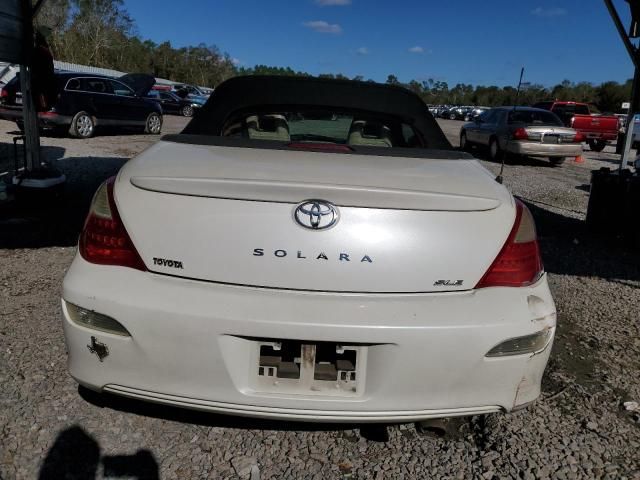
14 0 66 194
19 0 41 172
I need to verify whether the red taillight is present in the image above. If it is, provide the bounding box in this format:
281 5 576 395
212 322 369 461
79 177 146 270
475 199 543 288
512 128 528 140
573 131 586 143
0 88 7 98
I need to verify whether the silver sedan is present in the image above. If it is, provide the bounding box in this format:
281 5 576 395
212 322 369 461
460 106 584 166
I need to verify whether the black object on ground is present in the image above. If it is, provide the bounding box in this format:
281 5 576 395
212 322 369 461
586 167 640 247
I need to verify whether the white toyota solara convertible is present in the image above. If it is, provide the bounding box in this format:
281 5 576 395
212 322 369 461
61 76 556 423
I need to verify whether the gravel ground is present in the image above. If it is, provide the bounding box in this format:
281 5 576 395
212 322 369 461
1 117 639 480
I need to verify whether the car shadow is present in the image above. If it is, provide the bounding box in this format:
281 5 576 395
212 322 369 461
38 425 159 480
0 156 128 248
523 200 640 283
0 143 66 175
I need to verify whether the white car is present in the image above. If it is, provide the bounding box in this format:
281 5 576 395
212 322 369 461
62 76 556 423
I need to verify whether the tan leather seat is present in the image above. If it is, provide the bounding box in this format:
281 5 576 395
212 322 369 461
246 114 290 141
347 120 393 147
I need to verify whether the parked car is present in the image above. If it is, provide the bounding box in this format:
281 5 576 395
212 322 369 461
61 76 555 423
435 106 453 118
460 106 584 166
464 107 490 121
173 84 210 99
146 90 203 117
428 105 451 117
532 101 619 152
0 72 162 138
188 95 208 108
614 113 627 131
439 106 456 119
445 106 474 121
151 84 173 92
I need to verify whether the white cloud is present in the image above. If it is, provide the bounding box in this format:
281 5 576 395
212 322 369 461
231 58 241 66
408 46 424 54
315 0 351 5
303 20 343 34
531 7 567 17
355 47 369 55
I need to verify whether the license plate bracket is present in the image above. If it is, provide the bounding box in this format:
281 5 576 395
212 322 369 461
252 339 366 397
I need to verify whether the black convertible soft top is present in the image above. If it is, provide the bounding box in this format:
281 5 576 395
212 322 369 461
181 75 452 150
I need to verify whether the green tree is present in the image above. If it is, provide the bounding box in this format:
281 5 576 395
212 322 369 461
386 74 400 85
596 81 631 112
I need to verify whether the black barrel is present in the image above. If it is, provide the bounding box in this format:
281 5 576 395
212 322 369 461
628 174 640 247
586 168 632 235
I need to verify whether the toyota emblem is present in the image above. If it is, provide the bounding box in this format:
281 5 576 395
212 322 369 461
294 200 339 230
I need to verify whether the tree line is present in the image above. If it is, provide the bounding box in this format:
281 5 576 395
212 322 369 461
35 0 631 113
36 0 236 88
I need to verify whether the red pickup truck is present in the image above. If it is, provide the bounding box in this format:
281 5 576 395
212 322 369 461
533 101 619 152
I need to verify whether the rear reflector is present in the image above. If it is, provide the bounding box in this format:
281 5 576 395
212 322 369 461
65 300 131 336
79 176 146 270
475 199 543 288
485 328 553 357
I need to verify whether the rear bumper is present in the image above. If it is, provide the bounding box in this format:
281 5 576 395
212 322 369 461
506 141 583 158
101 385 502 422
37 111 71 127
579 130 617 141
62 255 556 422
0 106 70 127
0 106 23 122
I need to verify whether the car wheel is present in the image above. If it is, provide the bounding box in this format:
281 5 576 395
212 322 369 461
460 131 471 151
588 139 607 152
549 156 566 166
449 113 457 120
144 112 162 134
181 105 194 117
69 111 95 138
489 137 503 161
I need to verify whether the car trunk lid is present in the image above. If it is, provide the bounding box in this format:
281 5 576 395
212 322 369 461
519 125 578 144
119 73 156 97
115 140 515 293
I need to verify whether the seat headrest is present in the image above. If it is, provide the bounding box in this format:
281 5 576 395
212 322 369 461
348 120 392 147
246 114 290 141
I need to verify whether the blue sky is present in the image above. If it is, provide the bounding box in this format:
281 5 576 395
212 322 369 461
124 0 635 87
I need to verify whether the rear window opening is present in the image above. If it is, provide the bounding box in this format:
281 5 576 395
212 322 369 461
508 110 563 126
221 110 424 149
